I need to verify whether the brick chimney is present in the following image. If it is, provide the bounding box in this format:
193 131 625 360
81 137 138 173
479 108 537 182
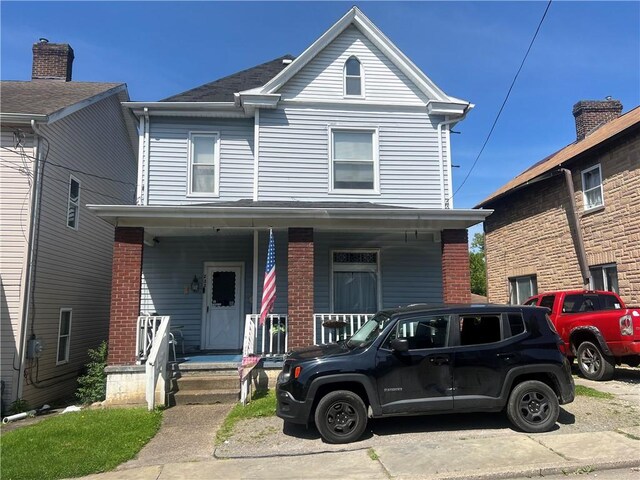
32 39 74 81
572 98 623 141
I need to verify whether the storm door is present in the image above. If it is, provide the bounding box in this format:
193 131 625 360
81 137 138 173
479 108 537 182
201 263 244 350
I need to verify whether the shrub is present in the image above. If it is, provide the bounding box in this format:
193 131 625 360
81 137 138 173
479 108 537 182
76 341 108 404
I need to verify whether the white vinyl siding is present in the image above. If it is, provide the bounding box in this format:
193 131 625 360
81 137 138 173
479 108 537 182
259 106 446 207
279 25 430 104
16 94 136 406
67 175 80 229
147 119 254 204
582 164 604 210
56 309 72 364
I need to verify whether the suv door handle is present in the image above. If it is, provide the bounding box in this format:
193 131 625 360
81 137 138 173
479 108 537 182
497 353 515 361
429 356 449 366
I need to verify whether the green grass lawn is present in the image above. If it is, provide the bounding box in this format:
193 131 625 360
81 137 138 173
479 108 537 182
1 408 162 480
216 389 276 445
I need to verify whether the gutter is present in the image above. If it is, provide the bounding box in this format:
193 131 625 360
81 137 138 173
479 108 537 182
561 168 591 287
0 113 48 125
437 104 473 208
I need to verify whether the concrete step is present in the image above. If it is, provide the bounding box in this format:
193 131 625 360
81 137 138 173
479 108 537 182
177 375 240 391
173 389 240 405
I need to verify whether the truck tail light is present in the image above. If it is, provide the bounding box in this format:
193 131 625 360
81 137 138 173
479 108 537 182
620 314 633 336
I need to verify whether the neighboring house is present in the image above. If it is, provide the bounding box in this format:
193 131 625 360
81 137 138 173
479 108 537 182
477 100 639 305
0 40 137 409
89 7 490 402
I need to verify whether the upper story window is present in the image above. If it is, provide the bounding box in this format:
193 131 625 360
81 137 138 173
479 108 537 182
188 132 220 196
509 275 537 305
67 175 80 229
581 164 603 210
330 128 378 193
344 57 363 97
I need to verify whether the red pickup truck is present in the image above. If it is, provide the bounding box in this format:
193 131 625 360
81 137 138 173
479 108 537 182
525 290 640 381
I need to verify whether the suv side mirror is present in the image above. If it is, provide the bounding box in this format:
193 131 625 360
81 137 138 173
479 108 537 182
390 338 409 352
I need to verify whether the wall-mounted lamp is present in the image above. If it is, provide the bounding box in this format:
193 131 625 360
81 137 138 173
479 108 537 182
191 275 200 293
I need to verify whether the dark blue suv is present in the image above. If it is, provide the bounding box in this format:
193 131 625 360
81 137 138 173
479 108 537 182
276 304 575 443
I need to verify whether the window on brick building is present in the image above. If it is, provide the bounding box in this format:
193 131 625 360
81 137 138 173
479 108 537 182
331 250 380 313
589 264 618 293
509 275 537 305
581 164 603 210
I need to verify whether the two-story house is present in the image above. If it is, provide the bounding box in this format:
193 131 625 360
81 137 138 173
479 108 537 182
0 41 137 410
89 7 490 404
477 100 639 305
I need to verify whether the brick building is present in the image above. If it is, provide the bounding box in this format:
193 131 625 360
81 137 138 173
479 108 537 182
477 100 640 305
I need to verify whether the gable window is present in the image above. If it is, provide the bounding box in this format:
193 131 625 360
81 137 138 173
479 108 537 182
188 132 220 196
67 176 80 229
509 275 537 305
330 128 378 192
332 250 380 313
344 56 363 97
589 264 618 293
57 308 72 364
582 164 603 210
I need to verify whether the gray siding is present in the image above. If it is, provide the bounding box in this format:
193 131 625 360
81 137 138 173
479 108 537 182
147 118 254 205
279 25 430 105
17 94 137 406
259 106 446 207
313 231 443 311
0 131 34 402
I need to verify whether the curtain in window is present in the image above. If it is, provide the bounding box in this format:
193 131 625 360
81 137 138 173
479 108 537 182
334 271 377 313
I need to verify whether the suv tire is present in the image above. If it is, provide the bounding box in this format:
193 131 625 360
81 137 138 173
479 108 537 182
314 390 367 444
507 380 559 433
577 341 615 381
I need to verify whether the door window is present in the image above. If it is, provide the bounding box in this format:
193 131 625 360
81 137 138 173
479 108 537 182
384 315 450 350
212 271 236 307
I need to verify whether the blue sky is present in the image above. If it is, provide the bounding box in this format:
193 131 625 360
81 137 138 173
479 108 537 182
2 1 639 214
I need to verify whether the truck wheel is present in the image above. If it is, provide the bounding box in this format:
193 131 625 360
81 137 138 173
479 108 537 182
314 390 367 444
507 380 559 433
577 341 615 381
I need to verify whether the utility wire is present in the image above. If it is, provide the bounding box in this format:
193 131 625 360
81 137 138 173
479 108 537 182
0 145 136 187
449 0 553 204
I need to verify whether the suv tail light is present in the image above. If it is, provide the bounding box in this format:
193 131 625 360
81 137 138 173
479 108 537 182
620 314 633 336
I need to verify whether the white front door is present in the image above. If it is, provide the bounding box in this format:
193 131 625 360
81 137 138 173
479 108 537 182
201 264 244 350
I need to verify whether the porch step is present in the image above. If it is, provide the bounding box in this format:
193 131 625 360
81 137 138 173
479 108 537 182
173 389 240 405
177 375 240 391
170 373 241 405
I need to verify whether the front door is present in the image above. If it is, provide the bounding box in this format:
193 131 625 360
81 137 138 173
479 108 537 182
201 264 244 351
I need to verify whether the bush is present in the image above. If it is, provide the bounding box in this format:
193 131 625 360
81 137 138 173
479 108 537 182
76 341 107 404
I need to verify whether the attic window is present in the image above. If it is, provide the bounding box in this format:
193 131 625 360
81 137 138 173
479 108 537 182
344 57 363 97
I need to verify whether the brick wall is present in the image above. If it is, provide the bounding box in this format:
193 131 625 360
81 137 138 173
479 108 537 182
485 131 640 304
287 228 314 349
32 42 74 81
441 229 471 303
108 227 144 365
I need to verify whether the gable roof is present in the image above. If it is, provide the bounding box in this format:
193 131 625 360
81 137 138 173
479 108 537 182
1 80 124 117
162 55 294 103
247 7 463 106
476 105 640 207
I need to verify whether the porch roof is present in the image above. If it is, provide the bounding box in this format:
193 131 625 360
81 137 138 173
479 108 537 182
88 201 492 233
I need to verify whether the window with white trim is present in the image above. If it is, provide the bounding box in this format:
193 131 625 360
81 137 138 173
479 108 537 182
589 264 618 293
57 308 72 364
344 56 363 97
67 176 80 229
188 132 220 195
581 164 603 210
509 275 537 305
332 250 380 313
330 128 378 192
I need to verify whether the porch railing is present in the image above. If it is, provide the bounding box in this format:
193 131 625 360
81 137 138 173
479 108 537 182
313 313 374 345
137 315 165 363
243 314 288 357
144 315 170 410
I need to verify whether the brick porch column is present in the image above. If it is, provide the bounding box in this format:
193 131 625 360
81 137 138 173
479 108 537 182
108 227 144 365
441 229 471 303
287 228 314 349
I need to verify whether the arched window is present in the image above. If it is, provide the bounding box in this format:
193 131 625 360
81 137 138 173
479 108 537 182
344 57 362 96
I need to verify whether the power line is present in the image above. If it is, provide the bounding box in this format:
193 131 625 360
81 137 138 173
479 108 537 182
0 145 136 187
449 0 553 204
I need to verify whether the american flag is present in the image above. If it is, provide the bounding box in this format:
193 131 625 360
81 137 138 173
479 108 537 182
259 229 276 325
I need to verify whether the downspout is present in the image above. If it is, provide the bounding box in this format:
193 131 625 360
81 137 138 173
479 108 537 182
437 105 471 209
560 168 591 288
143 107 150 205
16 120 44 401
135 112 146 205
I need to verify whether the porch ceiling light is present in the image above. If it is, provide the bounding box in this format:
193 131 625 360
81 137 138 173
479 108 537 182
191 275 200 293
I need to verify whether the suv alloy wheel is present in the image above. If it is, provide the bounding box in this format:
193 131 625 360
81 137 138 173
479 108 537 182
314 390 367 444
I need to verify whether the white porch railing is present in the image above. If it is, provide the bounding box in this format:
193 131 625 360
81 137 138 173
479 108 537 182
144 315 170 410
137 315 165 363
243 314 288 356
313 313 374 345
